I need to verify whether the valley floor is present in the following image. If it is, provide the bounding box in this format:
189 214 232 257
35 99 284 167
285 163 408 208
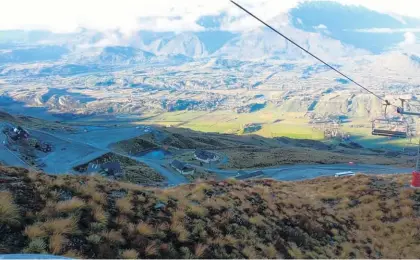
133 110 420 150
0 110 417 189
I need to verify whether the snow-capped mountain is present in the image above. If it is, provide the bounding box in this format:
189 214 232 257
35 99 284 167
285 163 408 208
0 1 419 65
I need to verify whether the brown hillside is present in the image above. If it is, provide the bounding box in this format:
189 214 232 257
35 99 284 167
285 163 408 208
0 166 419 258
0 110 74 132
113 126 415 169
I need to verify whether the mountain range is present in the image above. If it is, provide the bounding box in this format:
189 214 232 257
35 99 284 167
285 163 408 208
1 1 420 123
1 1 420 66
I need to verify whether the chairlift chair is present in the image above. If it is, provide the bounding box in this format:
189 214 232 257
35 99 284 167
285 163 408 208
371 100 409 138
371 118 408 138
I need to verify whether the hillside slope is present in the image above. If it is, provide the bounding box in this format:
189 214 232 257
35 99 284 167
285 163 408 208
0 166 419 258
112 126 416 169
0 110 74 131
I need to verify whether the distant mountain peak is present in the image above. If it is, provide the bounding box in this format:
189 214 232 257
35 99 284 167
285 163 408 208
98 46 155 64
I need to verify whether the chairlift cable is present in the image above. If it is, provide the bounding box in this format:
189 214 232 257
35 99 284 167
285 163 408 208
406 100 420 109
230 0 398 108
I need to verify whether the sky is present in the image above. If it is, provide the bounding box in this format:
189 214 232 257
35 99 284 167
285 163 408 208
1 0 419 34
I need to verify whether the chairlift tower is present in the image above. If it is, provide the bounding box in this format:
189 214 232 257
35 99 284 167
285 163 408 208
397 99 420 188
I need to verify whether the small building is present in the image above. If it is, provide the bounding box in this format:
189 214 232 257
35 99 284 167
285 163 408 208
86 162 123 177
171 160 195 175
86 163 101 174
102 162 123 177
194 149 219 164
10 126 30 141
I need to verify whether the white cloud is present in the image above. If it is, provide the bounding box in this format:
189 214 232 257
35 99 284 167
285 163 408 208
221 0 296 32
313 24 331 35
351 28 420 33
335 0 420 18
400 32 417 46
0 0 419 34
314 24 327 30
0 0 228 34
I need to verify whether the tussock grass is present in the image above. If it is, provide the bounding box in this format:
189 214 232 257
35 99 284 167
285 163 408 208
115 197 133 215
63 249 84 259
24 224 47 239
55 197 85 213
92 205 109 224
121 249 139 259
145 241 158 256
1 165 419 259
87 234 102 244
42 217 78 235
263 244 278 259
136 222 155 237
0 191 20 226
187 205 208 217
194 244 208 258
102 230 125 244
91 192 107 205
248 214 265 226
49 234 67 254
24 238 46 253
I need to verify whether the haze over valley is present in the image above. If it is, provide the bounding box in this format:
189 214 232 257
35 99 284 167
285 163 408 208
1 1 420 128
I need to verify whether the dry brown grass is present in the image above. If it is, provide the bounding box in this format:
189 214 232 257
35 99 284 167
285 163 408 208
63 249 84 259
87 234 102 244
102 230 125 244
194 244 208 258
172 208 186 220
92 205 109 224
24 238 47 253
263 244 278 259
249 214 265 226
242 246 258 258
73 152 164 185
25 224 47 239
42 217 78 235
49 234 67 254
55 197 85 213
0 191 20 226
91 192 108 205
186 204 208 217
171 223 190 242
1 165 419 259
115 197 133 214
136 222 155 237
145 241 158 256
112 134 159 154
121 249 139 259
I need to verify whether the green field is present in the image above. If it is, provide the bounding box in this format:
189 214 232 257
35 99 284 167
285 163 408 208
134 107 327 141
121 104 419 149
341 124 420 149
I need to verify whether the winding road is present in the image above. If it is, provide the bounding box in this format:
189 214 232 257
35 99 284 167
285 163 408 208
0 125 413 187
202 164 412 181
29 128 189 185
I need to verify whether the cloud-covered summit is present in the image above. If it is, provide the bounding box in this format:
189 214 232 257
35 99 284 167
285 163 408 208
1 0 420 62
1 0 420 34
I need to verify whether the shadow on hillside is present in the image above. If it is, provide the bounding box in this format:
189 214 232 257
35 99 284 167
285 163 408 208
144 124 356 151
